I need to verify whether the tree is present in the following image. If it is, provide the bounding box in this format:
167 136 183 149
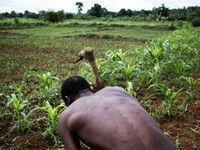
24 10 30 18
118 9 127 17
29 12 38 19
127 9 133 17
65 13 74 19
87 3 107 17
76 2 83 14
18 13 24 18
192 17 200 27
57 10 65 21
153 4 169 21
2 12 10 18
186 7 199 21
10 11 17 18
38 10 46 19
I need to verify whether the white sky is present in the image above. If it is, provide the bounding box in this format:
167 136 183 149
0 0 200 13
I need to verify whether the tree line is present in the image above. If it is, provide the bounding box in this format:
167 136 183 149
1 3 200 25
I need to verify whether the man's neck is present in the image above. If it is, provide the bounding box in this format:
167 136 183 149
79 90 93 97
77 89 93 99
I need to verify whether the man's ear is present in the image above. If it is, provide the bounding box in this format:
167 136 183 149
89 84 95 93
64 96 71 106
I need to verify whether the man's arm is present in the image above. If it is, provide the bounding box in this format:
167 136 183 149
58 112 81 150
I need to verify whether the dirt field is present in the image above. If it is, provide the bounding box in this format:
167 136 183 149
0 31 200 150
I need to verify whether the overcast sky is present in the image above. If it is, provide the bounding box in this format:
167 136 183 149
0 0 200 13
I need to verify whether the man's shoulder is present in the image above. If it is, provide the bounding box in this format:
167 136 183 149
59 105 87 131
97 86 126 93
95 86 130 97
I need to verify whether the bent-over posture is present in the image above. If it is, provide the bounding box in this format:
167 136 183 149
59 76 178 150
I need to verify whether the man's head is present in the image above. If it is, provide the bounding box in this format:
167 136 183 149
61 76 92 106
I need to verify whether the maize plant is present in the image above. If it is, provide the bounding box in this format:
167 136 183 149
180 76 197 101
161 87 183 117
6 93 34 133
35 101 65 145
35 72 60 102
126 81 136 97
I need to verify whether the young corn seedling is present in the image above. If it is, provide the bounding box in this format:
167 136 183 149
126 81 136 97
8 84 24 100
161 87 183 117
36 101 65 145
6 93 33 133
174 59 186 77
148 45 163 60
180 76 197 101
106 49 126 62
151 61 162 83
36 72 60 101
148 82 167 94
38 72 55 88
122 64 137 81
175 136 180 149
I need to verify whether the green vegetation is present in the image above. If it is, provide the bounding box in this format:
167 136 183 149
1 4 199 25
79 26 200 118
0 18 199 149
43 10 65 23
6 87 33 133
192 17 200 27
35 100 65 145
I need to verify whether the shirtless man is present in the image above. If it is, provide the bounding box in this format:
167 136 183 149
59 76 178 150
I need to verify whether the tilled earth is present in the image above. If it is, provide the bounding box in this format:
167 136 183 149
0 43 199 150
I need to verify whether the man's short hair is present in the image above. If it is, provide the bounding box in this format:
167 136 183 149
61 76 92 102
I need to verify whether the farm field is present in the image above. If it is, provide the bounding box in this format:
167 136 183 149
0 18 200 150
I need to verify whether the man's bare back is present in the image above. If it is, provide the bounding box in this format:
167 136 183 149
59 86 177 150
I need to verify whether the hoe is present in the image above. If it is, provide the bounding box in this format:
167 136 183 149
74 47 102 91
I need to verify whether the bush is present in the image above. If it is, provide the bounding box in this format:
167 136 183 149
65 13 74 19
14 18 19 24
44 10 65 23
192 17 200 27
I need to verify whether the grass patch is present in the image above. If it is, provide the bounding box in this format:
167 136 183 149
7 26 97 36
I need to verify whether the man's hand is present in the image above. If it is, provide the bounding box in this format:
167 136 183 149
91 81 104 93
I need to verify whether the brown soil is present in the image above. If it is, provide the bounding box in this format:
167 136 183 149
76 34 147 43
0 43 199 150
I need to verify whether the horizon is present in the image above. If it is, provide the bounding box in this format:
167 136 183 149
0 0 200 13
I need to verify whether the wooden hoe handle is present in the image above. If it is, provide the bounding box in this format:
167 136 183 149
75 47 100 86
